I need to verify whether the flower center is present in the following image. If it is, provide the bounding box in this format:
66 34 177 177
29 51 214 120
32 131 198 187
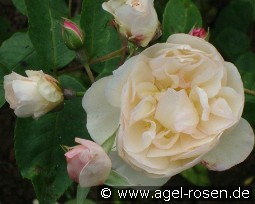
126 0 144 12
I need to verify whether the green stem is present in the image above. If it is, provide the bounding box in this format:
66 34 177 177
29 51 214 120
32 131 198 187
89 46 127 64
68 0 72 18
75 91 85 97
244 88 255 96
84 62 95 83
77 49 95 84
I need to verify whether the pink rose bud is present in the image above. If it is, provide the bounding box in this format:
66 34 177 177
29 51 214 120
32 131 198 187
62 18 84 50
65 138 112 187
189 27 208 39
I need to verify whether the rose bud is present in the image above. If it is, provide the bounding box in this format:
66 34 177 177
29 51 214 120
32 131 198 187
62 18 84 50
102 0 161 47
4 70 64 118
65 138 112 188
189 27 208 39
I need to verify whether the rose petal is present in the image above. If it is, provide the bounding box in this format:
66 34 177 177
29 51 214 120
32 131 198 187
201 118 254 171
82 77 120 145
155 89 199 133
109 151 169 186
105 56 144 107
167 34 224 63
224 62 244 95
123 120 156 153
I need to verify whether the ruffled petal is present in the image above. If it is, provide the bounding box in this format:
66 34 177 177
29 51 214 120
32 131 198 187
109 151 169 186
201 118 254 171
155 89 199 133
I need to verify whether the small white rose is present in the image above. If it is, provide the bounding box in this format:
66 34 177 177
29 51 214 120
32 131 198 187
4 70 63 118
83 34 254 186
102 0 160 47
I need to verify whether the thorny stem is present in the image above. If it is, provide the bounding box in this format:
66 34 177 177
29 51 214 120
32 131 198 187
89 46 127 64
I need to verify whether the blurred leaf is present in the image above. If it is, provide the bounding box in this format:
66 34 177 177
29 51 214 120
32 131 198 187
15 75 88 204
0 16 11 45
105 170 131 186
25 0 75 71
162 0 202 41
250 0 255 20
154 0 169 22
64 198 96 204
240 71 255 103
0 32 43 74
77 185 90 204
181 164 210 186
214 28 250 62
243 176 254 186
236 52 255 72
96 58 122 79
240 71 255 90
80 0 122 75
243 102 255 127
213 0 253 34
0 84 4 108
12 0 27 15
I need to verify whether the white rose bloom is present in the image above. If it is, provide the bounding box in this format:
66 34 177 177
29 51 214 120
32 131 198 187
4 70 63 118
102 0 160 47
82 34 254 186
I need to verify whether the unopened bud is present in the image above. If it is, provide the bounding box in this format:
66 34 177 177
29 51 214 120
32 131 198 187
65 138 112 187
62 18 84 50
189 27 208 40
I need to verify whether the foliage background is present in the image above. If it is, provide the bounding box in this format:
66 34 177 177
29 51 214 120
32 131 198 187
0 0 255 203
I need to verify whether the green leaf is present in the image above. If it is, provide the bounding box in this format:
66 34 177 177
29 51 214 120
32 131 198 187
213 28 250 62
162 0 202 41
25 0 75 70
96 58 121 79
76 185 90 204
105 170 131 186
0 16 11 45
236 52 255 72
181 164 210 186
12 0 27 15
80 0 122 75
0 32 38 74
15 75 88 204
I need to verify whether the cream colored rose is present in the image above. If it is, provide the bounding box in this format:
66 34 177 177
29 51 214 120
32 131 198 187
102 0 160 47
83 34 254 186
4 70 63 118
